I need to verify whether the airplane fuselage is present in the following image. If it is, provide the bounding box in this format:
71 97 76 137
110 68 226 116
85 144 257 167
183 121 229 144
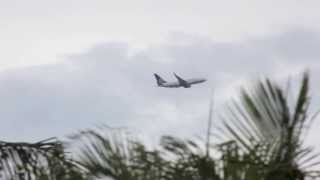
159 78 206 88
154 73 206 88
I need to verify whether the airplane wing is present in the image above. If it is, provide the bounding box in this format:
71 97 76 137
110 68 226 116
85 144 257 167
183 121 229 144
174 73 190 87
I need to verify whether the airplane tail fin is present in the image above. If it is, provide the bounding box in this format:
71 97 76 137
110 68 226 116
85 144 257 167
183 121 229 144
154 73 166 86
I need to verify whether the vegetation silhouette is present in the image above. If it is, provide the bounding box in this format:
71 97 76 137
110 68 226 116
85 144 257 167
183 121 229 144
0 138 86 180
0 72 319 180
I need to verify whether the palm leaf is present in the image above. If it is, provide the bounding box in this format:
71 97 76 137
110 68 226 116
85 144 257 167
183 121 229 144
0 137 84 180
219 71 319 179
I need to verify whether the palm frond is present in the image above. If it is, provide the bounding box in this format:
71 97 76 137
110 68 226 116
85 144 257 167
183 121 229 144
219 71 319 179
0 137 84 180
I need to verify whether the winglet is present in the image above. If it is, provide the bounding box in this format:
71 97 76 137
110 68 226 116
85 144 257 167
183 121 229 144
173 73 185 82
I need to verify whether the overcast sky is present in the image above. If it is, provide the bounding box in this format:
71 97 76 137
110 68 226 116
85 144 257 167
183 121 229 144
1 0 320 151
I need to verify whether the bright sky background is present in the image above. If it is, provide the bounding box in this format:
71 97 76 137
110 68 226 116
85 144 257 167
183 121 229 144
2 0 320 70
1 0 320 154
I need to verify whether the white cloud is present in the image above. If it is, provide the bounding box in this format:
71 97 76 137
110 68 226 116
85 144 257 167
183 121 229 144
2 0 320 71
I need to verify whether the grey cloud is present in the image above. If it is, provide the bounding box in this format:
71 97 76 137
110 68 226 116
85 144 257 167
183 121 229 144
0 29 319 144
251 29 320 63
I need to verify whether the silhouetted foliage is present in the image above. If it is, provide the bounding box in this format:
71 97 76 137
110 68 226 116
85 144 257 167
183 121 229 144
219 71 320 179
0 138 86 180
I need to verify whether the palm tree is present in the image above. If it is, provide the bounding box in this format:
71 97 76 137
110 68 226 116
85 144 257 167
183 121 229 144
0 137 86 180
219 71 320 179
70 128 170 180
71 128 221 180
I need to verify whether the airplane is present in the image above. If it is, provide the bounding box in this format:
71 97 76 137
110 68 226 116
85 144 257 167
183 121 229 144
154 73 206 88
